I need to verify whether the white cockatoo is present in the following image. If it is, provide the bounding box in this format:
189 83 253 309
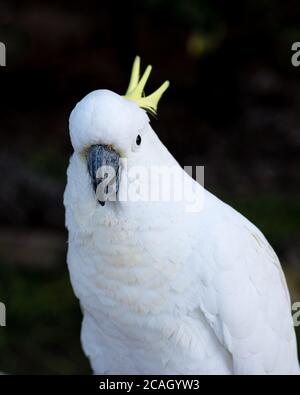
64 56 299 375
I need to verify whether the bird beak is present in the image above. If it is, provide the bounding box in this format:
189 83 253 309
87 145 120 206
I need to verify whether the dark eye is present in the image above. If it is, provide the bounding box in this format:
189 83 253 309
136 135 142 146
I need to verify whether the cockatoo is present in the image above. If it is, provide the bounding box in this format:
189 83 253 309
64 56 299 375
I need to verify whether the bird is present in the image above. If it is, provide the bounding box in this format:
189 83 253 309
64 56 300 375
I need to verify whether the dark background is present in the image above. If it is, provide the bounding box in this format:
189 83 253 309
0 0 299 374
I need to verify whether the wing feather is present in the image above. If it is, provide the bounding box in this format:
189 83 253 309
194 203 299 374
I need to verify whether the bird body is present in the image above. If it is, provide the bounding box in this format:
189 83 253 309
64 59 299 375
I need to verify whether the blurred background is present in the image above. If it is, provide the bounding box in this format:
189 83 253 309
0 0 299 374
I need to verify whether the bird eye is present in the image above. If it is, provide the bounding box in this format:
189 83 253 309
136 135 142 146
131 134 143 152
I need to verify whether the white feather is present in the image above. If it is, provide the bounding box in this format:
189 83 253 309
64 89 299 374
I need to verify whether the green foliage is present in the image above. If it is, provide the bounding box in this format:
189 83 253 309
224 194 300 249
143 0 222 31
0 263 90 374
27 149 68 182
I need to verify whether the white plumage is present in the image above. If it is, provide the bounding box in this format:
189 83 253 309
64 89 299 375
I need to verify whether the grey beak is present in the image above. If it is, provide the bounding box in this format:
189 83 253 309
87 145 120 206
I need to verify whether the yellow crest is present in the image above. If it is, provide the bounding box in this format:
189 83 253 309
124 56 170 115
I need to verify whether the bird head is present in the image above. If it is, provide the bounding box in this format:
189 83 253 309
69 56 169 206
